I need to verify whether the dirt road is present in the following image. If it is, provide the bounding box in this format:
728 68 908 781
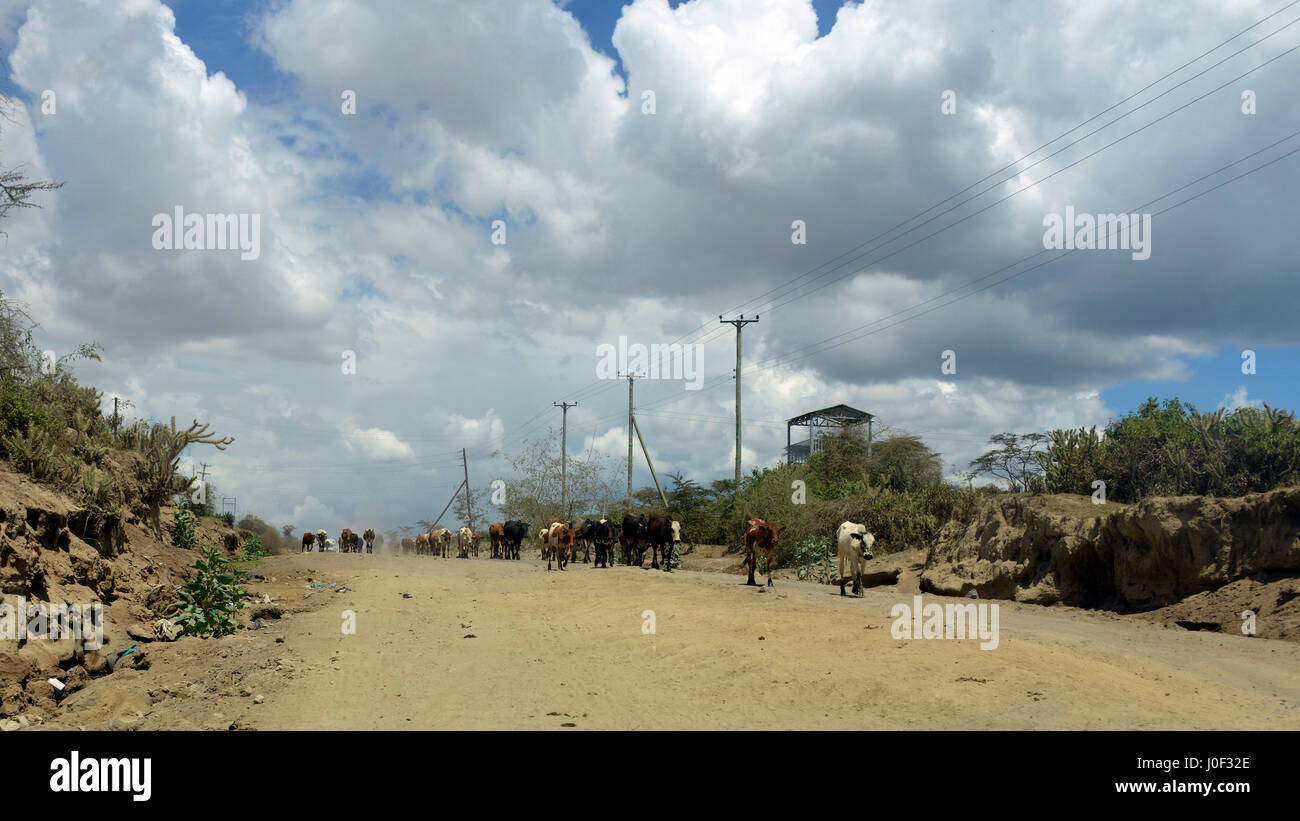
52 552 1300 730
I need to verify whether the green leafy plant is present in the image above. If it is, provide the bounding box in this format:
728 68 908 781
791 536 838 583
169 507 197 550
170 545 247 638
240 533 269 561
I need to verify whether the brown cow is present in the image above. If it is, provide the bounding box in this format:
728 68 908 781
301 532 315 552
415 532 430 556
547 521 574 571
341 528 359 553
401 537 415 555
437 528 452 557
742 518 785 587
363 528 375 554
488 523 506 559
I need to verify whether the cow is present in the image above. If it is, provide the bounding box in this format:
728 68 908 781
836 521 876 597
301 532 316 553
363 528 375 554
572 520 594 564
488 523 506 559
620 514 648 567
401 537 415 555
340 528 357 553
590 519 617 568
547 521 575 571
742 518 785 587
457 526 474 558
539 527 552 561
503 520 528 560
415 532 430 556
437 528 452 557
644 514 682 571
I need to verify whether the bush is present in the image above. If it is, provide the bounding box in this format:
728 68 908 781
170 545 247 638
169 508 197 550
240 533 269 561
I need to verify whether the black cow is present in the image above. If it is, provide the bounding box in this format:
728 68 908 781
644 514 680 571
502 520 528 560
574 519 598 564
590 519 617 568
620 514 648 567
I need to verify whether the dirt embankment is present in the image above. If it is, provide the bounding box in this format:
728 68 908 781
0 465 248 724
921 488 1300 639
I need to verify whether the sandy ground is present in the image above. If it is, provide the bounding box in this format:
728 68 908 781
43 551 1300 730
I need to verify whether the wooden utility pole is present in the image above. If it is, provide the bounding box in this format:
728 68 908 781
619 371 642 509
719 315 759 492
554 401 577 517
461 448 474 532
631 414 669 509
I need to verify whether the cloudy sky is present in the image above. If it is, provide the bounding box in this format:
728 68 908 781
0 0 1296 533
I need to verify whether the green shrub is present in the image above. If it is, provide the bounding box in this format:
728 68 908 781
240 533 268 561
169 508 197 549
170 545 247 638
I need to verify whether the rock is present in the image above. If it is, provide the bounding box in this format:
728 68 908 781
125 623 156 642
0 719 20 732
253 694 264 704
18 639 77 673
921 487 1300 608
0 651 34 682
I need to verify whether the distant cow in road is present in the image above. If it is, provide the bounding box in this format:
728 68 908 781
457 526 474 558
341 528 360 553
489 523 506 558
590 519 617 568
644 514 682 571
836 521 875 597
363 528 375 554
401 537 415 555
301 532 315 552
620 514 648 567
547 521 575 571
415 532 430 556
742 518 785 587
503 521 528 560
573 519 597 564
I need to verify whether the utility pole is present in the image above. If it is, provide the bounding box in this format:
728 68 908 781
719 315 759 492
554 402 577 517
461 448 474 532
619 371 642 510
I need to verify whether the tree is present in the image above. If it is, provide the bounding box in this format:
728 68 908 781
494 428 620 526
281 524 295 540
0 94 62 237
969 432 1048 492
867 432 943 491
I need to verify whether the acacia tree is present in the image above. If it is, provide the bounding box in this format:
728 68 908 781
0 94 62 238
494 428 619 526
969 432 1048 492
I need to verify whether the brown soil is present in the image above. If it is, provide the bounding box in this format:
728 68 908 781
23 551 1300 731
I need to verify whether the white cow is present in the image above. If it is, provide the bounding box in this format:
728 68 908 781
457 526 474 558
322 538 337 553
836 521 875 597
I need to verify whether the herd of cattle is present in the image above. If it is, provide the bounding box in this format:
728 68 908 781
296 515 880 597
